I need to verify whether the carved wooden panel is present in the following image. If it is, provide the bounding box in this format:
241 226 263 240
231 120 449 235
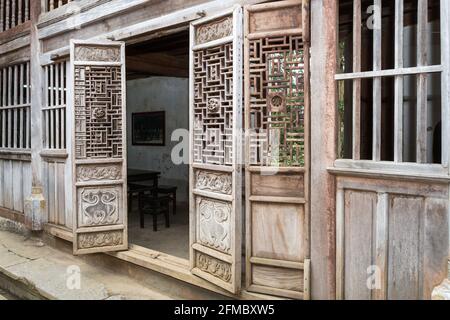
195 16 233 45
71 40 127 255
76 164 122 182
195 170 232 195
244 1 310 300
197 197 231 253
196 253 232 283
190 7 243 294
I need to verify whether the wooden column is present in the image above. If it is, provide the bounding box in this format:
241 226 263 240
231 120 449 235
25 0 46 230
310 0 338 300
441 0 450 262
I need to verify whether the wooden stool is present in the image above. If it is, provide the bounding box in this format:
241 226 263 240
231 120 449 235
157 185 177 215
138 193 171 232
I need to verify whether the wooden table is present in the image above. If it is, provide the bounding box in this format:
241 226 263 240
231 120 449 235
127 169 161 213
127 169 161 188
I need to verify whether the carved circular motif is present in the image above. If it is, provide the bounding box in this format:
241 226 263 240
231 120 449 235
207 98 220 113
271 95 284 108
93 108 106 119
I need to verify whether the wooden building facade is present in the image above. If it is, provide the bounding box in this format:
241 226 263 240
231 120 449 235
0 0 448 300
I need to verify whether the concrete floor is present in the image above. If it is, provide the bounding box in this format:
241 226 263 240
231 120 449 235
128 199 190 260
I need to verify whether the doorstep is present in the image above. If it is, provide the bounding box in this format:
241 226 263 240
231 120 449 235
0 220 178 300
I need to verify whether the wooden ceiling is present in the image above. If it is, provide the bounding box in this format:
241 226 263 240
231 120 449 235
126 30 189 80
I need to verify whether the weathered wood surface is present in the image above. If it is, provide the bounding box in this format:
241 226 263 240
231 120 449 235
70 40 128 255
244 0 310 300
189 6 243 294
0 159 31 214
310 0 338 300
336 176 449 300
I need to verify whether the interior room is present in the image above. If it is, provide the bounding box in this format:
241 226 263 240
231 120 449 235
125 30 190 259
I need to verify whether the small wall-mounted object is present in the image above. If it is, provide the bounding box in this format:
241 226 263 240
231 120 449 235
132 111 166 146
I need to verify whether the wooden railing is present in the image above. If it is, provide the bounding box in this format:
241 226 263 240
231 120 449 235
0 0 30 32
44 0 74 12
0 62 31 150
43 60 67 150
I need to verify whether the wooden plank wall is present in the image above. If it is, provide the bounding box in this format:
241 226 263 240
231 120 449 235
0 158 31 213
336 176 449 300
42 157 68 227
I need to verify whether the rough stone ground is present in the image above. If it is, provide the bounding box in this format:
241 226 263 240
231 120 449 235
0 220 173 300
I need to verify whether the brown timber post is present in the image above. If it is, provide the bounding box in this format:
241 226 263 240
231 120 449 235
310 0 338 300
25 0 46 231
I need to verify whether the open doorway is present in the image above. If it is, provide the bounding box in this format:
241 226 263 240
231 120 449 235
125 30 190 260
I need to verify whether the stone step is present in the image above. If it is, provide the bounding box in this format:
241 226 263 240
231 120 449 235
0 226 178 300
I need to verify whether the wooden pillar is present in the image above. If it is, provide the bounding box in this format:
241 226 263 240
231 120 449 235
310 0 338 300
25 0 46 230
441 0 450 264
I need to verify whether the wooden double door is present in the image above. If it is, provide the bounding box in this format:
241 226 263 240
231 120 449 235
68 0 310 299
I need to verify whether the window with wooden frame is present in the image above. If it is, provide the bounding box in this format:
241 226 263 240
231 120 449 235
0 62 31 150
43 60 68 150
337 0 445 165
0 0 30 32
43 0 74 12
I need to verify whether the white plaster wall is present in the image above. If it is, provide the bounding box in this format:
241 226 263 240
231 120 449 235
126 77 189 202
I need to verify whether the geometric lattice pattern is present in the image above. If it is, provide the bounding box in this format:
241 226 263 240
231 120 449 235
248 35 305 167
193 43 234 166
74 66 123 159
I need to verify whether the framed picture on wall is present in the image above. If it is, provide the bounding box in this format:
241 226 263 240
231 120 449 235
132 111 166 146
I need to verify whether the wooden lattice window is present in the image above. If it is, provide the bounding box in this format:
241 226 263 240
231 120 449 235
247 35 306 167
337 0 445 164
0 62 31 150
43 61 67 150
44 0 74 12
0 0 30 32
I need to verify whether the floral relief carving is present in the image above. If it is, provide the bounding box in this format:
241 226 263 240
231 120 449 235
197 198 231 253
195 170 232 195
78 231 123 249
77 165 122 182
79 188 120 226
196 16 233 45
74 45 121 62
197 253 232 283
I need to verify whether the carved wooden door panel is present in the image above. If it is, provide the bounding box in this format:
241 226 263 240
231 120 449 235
189 6 243 294
70 40 128 255
244 0 311 299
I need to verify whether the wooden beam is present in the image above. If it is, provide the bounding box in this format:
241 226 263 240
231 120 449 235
126 56 188 78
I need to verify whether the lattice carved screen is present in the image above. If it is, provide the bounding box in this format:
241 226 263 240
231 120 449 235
248 36 306 167
74 65 123 159
193 43 234 166
244 0 311 300
190 7 243 294
70 41 127 255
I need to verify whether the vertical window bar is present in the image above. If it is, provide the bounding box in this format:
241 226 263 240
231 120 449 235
416 0 428 163
441 0 450 168
5 0 9 31
0 0 4 32
353 0 362 160
394 0 404 162
373 0 382 161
